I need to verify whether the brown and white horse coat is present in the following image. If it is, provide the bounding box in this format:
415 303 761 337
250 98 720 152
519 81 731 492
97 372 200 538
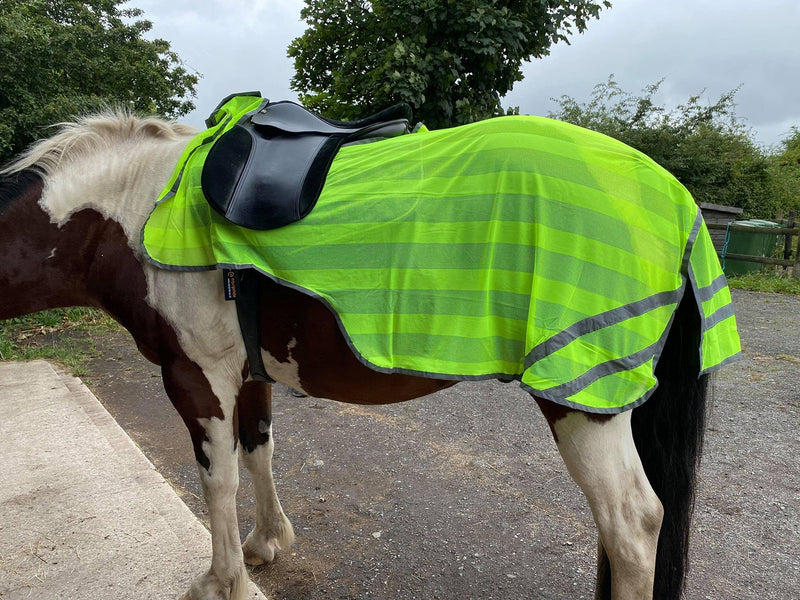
0 113 708 600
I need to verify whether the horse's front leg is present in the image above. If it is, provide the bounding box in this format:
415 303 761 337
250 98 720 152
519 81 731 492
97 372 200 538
535 398 663 600
236 380 295 564
162 356 249 600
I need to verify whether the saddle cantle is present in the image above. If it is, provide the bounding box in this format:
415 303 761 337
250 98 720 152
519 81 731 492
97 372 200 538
201 100 413 230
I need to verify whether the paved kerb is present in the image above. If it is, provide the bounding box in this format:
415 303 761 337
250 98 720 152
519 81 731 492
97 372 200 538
0 360 266 600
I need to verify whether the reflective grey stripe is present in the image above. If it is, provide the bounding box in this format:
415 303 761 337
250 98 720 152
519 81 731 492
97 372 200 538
524 209 701 370
535 300 679 402
521 381 654 414
523 287 682 369
681 209 703 273
687 263 706 369
695 272 728 303
537 337 664 401
699 350 742 376
704 303 736 330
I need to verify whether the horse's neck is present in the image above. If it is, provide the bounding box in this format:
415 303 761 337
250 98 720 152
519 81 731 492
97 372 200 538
0 137 189 320
40 136 189 243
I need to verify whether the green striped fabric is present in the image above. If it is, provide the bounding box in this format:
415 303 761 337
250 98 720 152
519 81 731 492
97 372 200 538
143 96 741 412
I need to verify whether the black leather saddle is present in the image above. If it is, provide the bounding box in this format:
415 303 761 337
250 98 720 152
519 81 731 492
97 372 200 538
201 100 412 230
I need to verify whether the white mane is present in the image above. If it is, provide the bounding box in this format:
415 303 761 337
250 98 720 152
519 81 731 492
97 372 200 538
2 110 197 249
1 110 197 176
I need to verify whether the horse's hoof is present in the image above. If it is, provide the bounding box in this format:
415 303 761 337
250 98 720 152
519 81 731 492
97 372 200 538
185 565 249 600
242 516 295 566
242 536 280 565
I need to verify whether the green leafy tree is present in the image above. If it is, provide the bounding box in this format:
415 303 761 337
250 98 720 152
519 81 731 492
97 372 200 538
0 0 199 162
769 127 800 215
289 0 610 128
776 127 800 167
550 77 778 217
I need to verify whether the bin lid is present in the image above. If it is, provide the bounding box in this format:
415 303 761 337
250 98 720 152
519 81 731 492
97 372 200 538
733 219 780 228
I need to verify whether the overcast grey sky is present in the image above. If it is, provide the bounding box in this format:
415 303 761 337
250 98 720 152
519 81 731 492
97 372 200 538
133 0 799 149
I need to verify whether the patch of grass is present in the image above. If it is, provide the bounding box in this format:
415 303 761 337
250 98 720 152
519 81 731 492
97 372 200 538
0 308 119 374
777 353 800 364
727 272 800 295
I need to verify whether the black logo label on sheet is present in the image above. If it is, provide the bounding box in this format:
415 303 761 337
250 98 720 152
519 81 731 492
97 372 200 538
223 269 237 301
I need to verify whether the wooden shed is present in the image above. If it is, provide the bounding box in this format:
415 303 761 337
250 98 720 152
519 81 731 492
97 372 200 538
699 202 743 253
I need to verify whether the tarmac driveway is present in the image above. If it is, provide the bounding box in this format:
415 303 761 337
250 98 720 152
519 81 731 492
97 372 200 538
79 289 800 599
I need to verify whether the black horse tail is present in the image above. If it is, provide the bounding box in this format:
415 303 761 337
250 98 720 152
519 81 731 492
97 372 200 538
597 286 710 600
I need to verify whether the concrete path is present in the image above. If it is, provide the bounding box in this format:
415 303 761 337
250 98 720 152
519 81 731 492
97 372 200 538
0 360 266 600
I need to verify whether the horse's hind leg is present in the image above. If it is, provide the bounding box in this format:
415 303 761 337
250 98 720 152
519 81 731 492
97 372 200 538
536 399 663 600
236 380 295 564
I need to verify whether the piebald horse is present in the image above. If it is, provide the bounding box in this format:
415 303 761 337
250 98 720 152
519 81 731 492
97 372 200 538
0 113 710 600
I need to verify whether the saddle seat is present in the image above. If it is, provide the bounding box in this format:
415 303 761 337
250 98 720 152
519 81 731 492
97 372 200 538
202 100 413 230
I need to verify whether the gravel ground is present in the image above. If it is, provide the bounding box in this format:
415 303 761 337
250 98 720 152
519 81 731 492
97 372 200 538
74 289 799 599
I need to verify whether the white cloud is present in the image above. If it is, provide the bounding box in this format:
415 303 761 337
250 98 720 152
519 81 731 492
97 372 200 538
132 0 305 127
504 0 800 146
130 0 799 146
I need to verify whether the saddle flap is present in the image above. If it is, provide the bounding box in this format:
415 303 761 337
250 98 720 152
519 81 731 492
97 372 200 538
202 126 337 230
201 125 253 218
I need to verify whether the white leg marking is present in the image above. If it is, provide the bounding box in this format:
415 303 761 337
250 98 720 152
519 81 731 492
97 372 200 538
551 411 663 600
145 271 251 600
241 422 295 565
188 414 248 600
